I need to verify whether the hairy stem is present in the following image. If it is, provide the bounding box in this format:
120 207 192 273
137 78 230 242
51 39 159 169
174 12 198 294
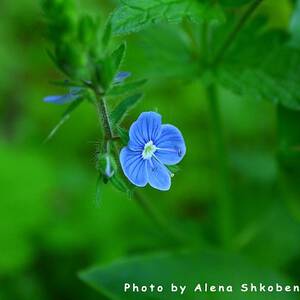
94 88 114 141
213 0 264 66
207 84 233 247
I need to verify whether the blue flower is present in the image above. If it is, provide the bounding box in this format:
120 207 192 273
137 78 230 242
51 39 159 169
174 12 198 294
43 87 81 105
120 112 186 191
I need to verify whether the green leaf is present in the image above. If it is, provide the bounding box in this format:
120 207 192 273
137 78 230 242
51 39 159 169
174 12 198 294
106 79 147 96
110 93 143 125
111 42 126 73
102 19 112 49
94 175 103 207
100 43 126 89
219 0 254 7
44 98 84 143
111 0 225 35
127 25 199 78
116 126 129 145
278 106 300 222
110 173 132 195
290 0 300 48
217 30 300 110
80 249 297 300
166 164 180 174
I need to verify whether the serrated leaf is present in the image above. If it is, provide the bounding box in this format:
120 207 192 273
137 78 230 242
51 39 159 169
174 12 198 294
43 98 84 143
111 0 225 35
110 93 143 125
106 79 147 96
217 29 300 110
128 25 199 78
80 249 297 300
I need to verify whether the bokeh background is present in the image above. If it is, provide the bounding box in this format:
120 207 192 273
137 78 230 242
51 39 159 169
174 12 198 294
0 0 300 299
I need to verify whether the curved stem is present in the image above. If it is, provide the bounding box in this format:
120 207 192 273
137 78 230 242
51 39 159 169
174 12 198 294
112 141 188 245
93 86 190 245
213 0 264 66
207 84 233 247
133 190 188 244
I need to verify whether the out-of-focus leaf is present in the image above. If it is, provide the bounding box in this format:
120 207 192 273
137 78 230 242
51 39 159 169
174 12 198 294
290 0 300 48
80 249 297 300
219 0 254 7
127 25 199 78
110 93 143 125
238 201 300 268
278 106 300 221
107 79 147 96
230 149 277 183
217 30 300 110
111 0 225 35
0 144 54 275
44 98 84 143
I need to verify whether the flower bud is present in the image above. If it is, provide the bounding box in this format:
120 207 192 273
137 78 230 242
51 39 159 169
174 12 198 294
97 153 117 181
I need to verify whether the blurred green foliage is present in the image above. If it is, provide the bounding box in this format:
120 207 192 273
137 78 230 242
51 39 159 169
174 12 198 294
0 0 300 299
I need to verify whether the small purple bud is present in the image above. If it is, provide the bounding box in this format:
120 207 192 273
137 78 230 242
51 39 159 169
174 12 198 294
113 71 131 84
43 87 81 105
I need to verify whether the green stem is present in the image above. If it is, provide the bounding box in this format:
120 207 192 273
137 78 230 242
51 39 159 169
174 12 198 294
202 0 264 247
112 141 188 245
207 84 233 247
213 0 264 66
93 87 189 245
133 190 189 244
94 88 114 141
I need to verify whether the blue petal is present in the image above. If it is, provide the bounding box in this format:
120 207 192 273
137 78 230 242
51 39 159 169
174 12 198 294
155 124 186 165
43 93 79 105
120 147 147 187
105 155 114 178
114 71 131 84
146 158 171 191
129 112 162 149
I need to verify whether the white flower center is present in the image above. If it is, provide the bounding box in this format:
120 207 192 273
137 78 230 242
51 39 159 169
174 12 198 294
142 140 157 160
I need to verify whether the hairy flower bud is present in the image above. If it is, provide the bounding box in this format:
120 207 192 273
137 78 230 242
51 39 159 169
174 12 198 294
97 153 117 182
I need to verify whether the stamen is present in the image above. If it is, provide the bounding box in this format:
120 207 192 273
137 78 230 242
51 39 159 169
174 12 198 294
142 140 157 160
